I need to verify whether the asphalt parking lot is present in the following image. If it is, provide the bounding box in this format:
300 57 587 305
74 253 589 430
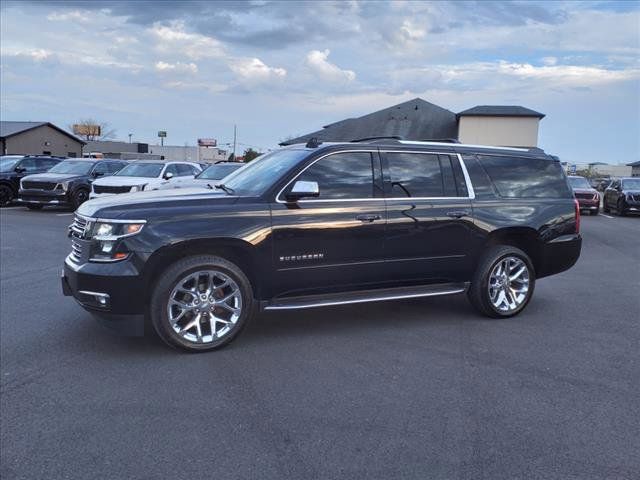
1 207 639 480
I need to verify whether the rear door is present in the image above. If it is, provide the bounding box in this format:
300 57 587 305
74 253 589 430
269 150 387 297
381 150 476 284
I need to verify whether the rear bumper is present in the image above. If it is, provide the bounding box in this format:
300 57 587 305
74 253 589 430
537 234 582 278
61 256 145 336
576 198 599 210
18 188 70 205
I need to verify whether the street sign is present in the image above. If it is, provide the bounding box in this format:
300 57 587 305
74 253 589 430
569 164 577 174
158 131 167 138
198 138 217 147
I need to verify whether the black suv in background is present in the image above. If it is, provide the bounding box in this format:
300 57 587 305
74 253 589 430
0 155 63 206
19 158 127 210
603 177 640 215
62 140 581 352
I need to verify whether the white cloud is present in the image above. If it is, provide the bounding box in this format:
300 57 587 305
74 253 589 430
230 57 286 82
305 49 355 82
149 22 225 60
155 61 198 74
542 56 558 66
46 10 90 23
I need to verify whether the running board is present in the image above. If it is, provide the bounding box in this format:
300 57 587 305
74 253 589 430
264 283 468 311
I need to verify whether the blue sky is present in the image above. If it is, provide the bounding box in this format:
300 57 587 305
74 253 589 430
1 1 638 163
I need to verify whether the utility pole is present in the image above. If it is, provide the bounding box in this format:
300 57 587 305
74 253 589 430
233 124 237 159
128 133 132 143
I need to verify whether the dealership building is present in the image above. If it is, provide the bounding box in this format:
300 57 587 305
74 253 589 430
0 121 85 157
280 98 545 148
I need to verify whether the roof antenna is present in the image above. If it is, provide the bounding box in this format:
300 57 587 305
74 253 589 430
305 137 322 148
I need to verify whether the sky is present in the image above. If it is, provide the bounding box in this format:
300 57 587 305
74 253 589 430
1 0 639 164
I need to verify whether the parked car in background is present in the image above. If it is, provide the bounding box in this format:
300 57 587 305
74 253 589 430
185 161 245 188
90 160 203 198
19 158 128 210
0 155 64 206
568 175 600 215
62 139 581 352
603 177 640 216
595 178 612 192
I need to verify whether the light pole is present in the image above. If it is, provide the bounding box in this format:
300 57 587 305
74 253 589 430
128 133 132 143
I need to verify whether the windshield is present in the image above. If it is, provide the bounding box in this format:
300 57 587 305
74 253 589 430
223 149 310 195
622 178 640 190
48 161 94 175
116 163 164 178
568 176 591 189
0 156 23 172
196 164 243 180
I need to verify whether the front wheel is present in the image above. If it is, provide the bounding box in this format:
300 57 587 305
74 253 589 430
150 255 254 351
617 199 627 216
467 245 536 318
0 185 14 207
71 188 89 209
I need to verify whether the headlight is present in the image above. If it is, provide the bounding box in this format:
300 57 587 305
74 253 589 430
88 220 145 262
130 184 147 192
59 182 69 192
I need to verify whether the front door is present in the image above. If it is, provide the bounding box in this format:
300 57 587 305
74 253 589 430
269 150 386 298
381 150 476 284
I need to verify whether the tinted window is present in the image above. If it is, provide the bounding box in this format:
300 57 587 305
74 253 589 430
164 164 180 177
0 156 22 172
478 155 572 198
92 162 110 175
568 177 591 189
296 152 375 199
451 156 469 197
107 162 125 174
438 155 457 197
19 158 44 172
387 152 443 197
197 164 242 180
176 164 195 176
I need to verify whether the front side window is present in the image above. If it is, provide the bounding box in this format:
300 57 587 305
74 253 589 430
387 152 443 197
0 156 22 172
295 152 376 200
478 155 572 198
92 162 110 175
176 164 196 176
164 164 180 177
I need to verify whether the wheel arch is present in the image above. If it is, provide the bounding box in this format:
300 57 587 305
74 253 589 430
485 227 543 275
142 237 263 302
0 179 17 195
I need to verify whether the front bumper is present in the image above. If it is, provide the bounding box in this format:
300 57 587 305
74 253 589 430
19 188 70 205
62 255 145 336
621 200 640 213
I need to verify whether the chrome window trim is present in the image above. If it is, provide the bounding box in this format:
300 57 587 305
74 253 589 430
275 150 475 203
398 140 530 152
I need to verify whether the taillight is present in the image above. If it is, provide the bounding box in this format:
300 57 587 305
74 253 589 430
574 199 580 234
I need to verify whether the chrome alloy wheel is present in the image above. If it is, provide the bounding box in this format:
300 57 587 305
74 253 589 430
488 256 530 313
167 270 242 344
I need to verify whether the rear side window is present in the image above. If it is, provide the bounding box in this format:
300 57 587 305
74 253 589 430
296 152 376 199
478 155 572 198
387 153 443 197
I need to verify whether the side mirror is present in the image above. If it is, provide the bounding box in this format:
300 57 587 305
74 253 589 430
163 172 174 180
14 166 26 173
285 180 319 201
93 171 105 177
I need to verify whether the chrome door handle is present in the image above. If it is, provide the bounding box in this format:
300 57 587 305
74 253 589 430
356 214 381 223
446 211 469 219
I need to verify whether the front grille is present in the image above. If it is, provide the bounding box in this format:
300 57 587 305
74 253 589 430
69 215 90 239
70 239 83 263
22 181 57 191
93 185 132 194
631 194 640 202
575 192 597 200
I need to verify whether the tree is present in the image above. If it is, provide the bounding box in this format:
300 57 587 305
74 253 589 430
70 118 117 141
243 148 261 162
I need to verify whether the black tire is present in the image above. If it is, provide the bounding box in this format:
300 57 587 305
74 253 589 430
592 207 599 216
150 255 254 352
0 184 14 207
26 204 44 210
71 188 89 209
467 245 536 318
603 199 610 213
617 199 626 217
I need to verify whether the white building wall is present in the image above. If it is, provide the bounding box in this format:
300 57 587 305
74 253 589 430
458 116 540 147
147 145 227 163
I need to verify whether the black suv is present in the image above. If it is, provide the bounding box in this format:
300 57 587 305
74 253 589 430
61 140 581 351
603 177 640 216
0 155 63 206
19 158 127 210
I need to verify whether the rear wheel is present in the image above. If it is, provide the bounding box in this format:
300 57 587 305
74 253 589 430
0 185 14 207
468 245 536 318
617 199 626 216
26 204 43 210
603 198 610 213
150 255 254 352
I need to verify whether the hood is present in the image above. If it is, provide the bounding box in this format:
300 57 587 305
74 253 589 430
92 175 156 187
21 172 89 183
77 187 229 218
